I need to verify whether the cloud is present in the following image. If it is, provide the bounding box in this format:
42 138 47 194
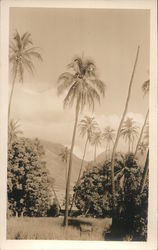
11 84 145 161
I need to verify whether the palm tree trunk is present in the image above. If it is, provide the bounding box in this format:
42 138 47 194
8 67 17 120
94 144 97 163
128 136 130 154
65 162 67 187
140 149 149 193
52 185 61 211
134 109 149 158
64 100 80 226
69 136 88 215
110 46 140 233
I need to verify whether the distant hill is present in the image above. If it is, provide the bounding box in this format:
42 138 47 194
40 140 88 193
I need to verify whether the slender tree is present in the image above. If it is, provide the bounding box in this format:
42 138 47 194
9 31 42 119
140 149 149 193
110 46 140 232
90 129 102 162
59 147 70 186
57 56 105 226
120 117 139 153
103 126 115 160
134 80 149 158
69 116 98 214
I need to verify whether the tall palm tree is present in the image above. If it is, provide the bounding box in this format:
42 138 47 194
120 117 139 153
59 147 70 186
90 129 102 162
9 31 42 119
57 56 105 226
110 46 140 232
134 80 149 158
78 116 98 179
103 126 115 160
69 116 98 214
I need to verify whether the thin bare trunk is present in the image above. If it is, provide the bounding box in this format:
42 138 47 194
64 100 80 226
128 136 130 154
134 109 149 158
8 67 17 120
110 46 140 229
140 149 149 193
52 185 61 210
94 144 97 163
69 136 88 214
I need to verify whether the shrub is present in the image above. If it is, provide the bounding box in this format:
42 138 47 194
8 137 52 217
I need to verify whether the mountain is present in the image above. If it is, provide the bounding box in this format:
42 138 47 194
41 140 88 193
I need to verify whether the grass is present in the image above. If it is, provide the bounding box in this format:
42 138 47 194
7 216 112 240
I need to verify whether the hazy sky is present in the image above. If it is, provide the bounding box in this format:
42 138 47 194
9 8 149 160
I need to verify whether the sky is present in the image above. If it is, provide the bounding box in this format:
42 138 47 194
9 8 150 160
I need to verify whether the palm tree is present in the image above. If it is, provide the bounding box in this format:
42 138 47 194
69 116 98 214
59 147 70 186
8 119 23 146
57 56 105 226
78 116 98 179
134 80 149 158
103 126 115 160
110 46 140 232
138 141 148 156
9 31 42 119
120 117 139 153
90 129 102 162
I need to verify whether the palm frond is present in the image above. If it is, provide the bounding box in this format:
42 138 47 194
24 50 43 61
22 57 35 75
91 79 106 96
21 32 33 49
63 81 79 108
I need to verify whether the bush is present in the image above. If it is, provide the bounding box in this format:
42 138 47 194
8 137 52 217
73 159 123 218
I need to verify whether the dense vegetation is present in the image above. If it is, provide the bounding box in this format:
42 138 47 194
8 137 52 217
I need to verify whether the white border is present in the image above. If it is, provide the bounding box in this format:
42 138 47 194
0 1 157 250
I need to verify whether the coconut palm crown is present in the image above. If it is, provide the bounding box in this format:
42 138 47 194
103 126 115 159
9 31 42 119
57 56 105 111
120 117 139 153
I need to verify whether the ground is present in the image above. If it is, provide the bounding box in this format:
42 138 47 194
7 216 112 240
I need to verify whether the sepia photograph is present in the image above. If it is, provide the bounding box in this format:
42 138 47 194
0 0 157 249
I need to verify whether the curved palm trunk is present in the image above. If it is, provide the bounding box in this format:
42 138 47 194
110 46 140 232
64 100 80 226
8 67 18 120
134 109 149 158
140 149 149 193
69 136 88 215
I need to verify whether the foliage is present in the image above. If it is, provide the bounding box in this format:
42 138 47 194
47 199 60 217
120 117 139 152
113 154 148 241
74 161 120 218
9 31 42 82
8 137 52 217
